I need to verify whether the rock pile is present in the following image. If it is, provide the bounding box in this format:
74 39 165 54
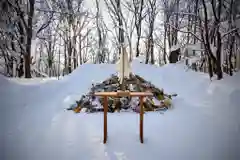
67 73 177 113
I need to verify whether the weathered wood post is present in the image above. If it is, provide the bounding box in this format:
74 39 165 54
103 95 108 143
139 95 144 143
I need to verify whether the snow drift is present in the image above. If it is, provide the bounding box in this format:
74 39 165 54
1 60 240 160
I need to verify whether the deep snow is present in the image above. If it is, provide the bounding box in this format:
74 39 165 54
1 60 240 160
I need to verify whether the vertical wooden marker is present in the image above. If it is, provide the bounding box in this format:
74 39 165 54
103 96 108 143
140 96 144 143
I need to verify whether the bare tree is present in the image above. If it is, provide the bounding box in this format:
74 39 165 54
6 0 35 78
161 0 176 64
132 0 145 57
104 0 125 54
95 0 108 63
145 0 157 64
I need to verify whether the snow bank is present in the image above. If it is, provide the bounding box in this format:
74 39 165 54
0 74 9 87
1 61 240 160
133 61 240 131
8 77 59 85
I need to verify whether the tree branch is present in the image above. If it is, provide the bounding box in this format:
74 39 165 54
36 12 54 35
166 23 203 42
221 28 238 38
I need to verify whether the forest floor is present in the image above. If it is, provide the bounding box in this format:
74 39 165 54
1 59 240 160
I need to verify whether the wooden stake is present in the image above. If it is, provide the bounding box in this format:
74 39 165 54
103 96 108 143
94 92 152 144
140 96 144 143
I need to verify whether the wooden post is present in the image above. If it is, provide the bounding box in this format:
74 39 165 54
103 96 108 143
94 91 153 144
139 96 144 143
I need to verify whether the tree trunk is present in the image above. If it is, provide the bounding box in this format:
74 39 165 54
18 21 24 77
216 31 223 79
207 55 213 78
187 3 191 45
129 41 132 61
73 35 77 69
25 0 35 78
229 35 235 76
118 0 124 52
58 46 61 79
167 23 172 49
201 0 221 79
228 0 237 75
64 38 67 75
48 37 52 77
145 40 149 64
136 36 141 57
174 0 179 45
135 0 144 57
163 24 167 64
79 34 82 65
192 0 199 56
24 54 31 78
150 37 154 64
68 38 72 73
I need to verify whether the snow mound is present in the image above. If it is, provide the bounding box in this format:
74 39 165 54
0 74 10 87
1 61 240 160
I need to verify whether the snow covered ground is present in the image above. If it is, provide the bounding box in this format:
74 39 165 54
1 60 240 160
7 77 61 85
